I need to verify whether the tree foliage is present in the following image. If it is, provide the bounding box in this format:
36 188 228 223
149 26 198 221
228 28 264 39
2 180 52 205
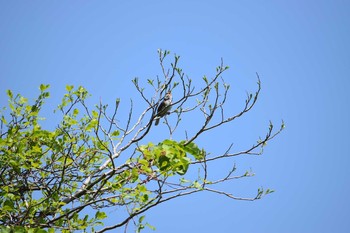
0 50 284 232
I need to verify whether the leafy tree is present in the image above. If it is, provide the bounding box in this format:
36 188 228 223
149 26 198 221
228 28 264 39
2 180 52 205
0 50 284 232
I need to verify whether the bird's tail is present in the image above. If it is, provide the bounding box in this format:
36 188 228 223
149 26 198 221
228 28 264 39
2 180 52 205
155 118 160 126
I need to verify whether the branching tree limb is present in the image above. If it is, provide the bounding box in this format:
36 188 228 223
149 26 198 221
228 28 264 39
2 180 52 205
0 50 284 233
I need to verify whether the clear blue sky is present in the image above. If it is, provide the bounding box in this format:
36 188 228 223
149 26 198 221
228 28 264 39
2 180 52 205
1 1 349 232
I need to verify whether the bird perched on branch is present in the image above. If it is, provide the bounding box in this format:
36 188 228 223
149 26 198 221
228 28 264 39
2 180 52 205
154 91 172 126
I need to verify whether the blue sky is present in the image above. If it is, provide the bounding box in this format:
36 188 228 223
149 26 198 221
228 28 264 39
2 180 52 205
1 0 350 232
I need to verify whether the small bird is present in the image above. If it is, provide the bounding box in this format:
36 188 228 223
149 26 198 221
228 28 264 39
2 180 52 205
154 91 172 126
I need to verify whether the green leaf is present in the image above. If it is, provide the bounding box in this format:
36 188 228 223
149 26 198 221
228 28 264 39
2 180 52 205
40 84 50 91
73 108 79 116
146 223 156 231
142 194 149 202
202 76 208 84
12 226 27 233
92 110 99 118
139 215 145 223
147 79 154 85
83 214 89 222
111 130 120 137
214 82 219 91
265 189 275 194
87 118 98 129
179 141 204 160
3 200 14 211
180 178 190 183
158 156 169 171
19 96 28 104
0 226 11 233
35 229 48 233
1 115 7 124
65 85 74 92
192 181 202 189
6 89 13 99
